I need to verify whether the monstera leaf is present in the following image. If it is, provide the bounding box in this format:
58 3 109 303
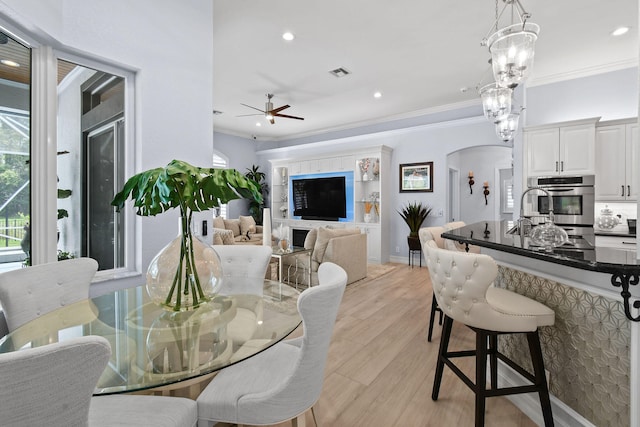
111 159 262 311
111 159 262 217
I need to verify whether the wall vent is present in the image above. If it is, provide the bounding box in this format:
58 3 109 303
329 67 351 78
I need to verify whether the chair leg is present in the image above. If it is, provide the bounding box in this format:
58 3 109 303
527 330 554 427
432 315 453 400
475 330 488 427
428 294 438 342
291 412 306 427
489 334 498 390
311 406 319 427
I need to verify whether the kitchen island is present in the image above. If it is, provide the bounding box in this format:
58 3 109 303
441 221 639 427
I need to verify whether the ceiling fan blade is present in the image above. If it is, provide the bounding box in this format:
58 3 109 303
240 103 265 113
270 104 290 114
274 113 304 121
236 113 264 117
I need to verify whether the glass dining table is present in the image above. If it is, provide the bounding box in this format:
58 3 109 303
0 278 301 397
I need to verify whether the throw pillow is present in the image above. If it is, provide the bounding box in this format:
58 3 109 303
223 219 241 237
304 228 317 250
212 216 225 230
312 227 360 264
212 233 224 245
217 229 235 245
239 215 257 235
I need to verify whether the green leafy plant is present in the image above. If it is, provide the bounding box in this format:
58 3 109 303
398 201 432 238
244 164 269 224
111 159 262 310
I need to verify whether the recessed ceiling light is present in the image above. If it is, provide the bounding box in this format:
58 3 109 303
282 32 295 41
1 59 20 67
256 122 262 127
612 26 630 36
373 92 382 98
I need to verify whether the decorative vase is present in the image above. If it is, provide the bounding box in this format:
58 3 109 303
147 224 223 312
278 238 290 252
362 172 369 181
364 213 372 223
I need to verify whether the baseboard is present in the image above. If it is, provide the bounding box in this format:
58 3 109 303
389 254 425 266
496 361 595 427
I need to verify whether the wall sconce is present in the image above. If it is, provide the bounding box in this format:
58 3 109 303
483 181 490 205
468 171 475 194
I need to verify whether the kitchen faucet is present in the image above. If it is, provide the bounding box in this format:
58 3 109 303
508 186 554 235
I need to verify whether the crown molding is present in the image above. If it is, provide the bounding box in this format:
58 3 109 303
527 59 638 88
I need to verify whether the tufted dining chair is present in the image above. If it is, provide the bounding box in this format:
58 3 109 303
213 245 273 294
196 262 347 427
423 240 555 427
212 245 273 346
0 258 98 332
0 335 197 427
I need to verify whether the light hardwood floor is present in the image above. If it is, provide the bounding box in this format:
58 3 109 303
221 263 538 427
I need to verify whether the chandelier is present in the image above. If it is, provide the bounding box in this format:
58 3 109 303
478 0 539 142
479 83 512 123
495 113 520 142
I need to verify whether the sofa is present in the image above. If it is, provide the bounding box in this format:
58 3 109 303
284 226 367 286
212 216 269 245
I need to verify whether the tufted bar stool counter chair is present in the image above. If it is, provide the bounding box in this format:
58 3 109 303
423 240 555 427
419 222 480 342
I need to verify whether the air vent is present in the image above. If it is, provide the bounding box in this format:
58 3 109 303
212 110 223 115
329 67 351 78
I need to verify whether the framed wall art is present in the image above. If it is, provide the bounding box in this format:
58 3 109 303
399 162 433 192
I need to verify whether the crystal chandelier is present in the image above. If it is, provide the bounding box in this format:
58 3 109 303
479 83 512 123
495 113 520 142
482 0 539 89
478 0 538 142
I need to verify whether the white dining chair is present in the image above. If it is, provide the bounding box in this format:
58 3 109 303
197 262 348 427
0 335 197 427
0 257 98 332
213 245 273 294
212 245 273 346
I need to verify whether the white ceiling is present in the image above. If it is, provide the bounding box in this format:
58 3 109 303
212 0 638 141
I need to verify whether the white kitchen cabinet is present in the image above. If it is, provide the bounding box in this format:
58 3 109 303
524 119 597 177
595 120 638 201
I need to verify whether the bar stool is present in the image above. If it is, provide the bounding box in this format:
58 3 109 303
423 240 555 427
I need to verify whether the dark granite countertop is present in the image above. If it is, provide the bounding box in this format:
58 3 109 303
441 221 640 275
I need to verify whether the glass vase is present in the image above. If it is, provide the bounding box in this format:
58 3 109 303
146 229 223 312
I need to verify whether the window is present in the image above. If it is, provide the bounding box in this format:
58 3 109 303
0 24 135 274
57 62 126 271
0 29 30 271
213 152 228 219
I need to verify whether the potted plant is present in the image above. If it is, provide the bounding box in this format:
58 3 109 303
398 201 432 250
112 159 262 311
244 165 269 225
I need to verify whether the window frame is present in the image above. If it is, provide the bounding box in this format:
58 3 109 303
0 19 138 278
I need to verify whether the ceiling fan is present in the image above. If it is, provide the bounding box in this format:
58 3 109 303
239 93 304 124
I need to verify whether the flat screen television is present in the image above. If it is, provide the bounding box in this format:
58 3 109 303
292 176 347 221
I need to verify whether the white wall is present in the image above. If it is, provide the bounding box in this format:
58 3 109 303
525 67 638 126
257 115 506 261
0 0 215 291
447 145 513 225
212 131 262 219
